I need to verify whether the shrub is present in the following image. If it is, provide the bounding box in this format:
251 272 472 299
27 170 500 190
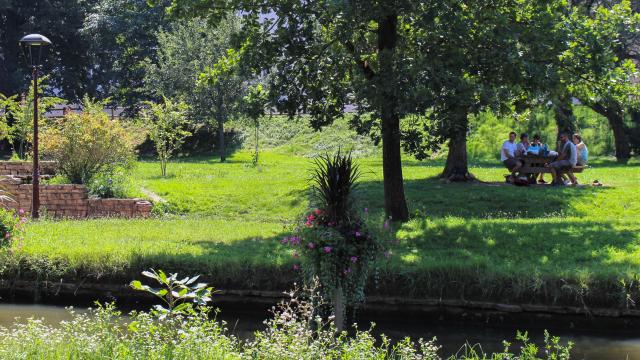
0 208 27 249
141 98 191 177
41 100 142 184
87 170 131 199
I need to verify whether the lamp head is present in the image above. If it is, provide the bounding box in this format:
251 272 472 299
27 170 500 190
19 34 52 67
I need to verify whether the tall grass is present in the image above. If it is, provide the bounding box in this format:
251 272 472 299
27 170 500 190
0 300 571 360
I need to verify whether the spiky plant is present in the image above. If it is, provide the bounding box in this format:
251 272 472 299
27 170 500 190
311 151 360 226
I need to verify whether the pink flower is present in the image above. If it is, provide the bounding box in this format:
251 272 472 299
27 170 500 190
355 231 362 238
350 256 358 263
314 209 321 215
323 246 332 254
290 236 301 245
18 209 25 215
281 237 289 245
307 242 315 249
364 208 369 214
343 267 352 275
293 264 300 271
307 214 316 221
4 233 10 239
383 220 390 230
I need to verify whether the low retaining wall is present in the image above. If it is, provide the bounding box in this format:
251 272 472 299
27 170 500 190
88 198 153 218
0 161 56 177
1 175 152 218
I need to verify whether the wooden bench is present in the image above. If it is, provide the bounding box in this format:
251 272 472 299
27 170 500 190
519 165 587 174
515 155 588 184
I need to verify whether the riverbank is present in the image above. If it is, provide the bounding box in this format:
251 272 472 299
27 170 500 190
3 151 638 317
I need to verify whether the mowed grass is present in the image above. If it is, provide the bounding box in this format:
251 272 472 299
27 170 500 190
15 149 640 306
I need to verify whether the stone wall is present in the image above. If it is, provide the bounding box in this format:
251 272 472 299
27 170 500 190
0 165 152 218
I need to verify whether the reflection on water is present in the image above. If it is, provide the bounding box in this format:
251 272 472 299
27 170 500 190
0 303 81 327
1 303 640 359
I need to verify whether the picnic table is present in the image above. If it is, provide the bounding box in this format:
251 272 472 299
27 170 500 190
517 154 587 184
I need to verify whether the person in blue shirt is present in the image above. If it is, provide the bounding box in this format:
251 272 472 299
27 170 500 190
573 133 588 166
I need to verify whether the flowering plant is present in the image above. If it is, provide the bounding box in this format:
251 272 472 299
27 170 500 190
0 208 27 250
284 209 392 307
282 151 394 329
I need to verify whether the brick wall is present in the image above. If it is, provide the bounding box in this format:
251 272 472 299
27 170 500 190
0 161 56 177
88 198 153 218
0 174 152 219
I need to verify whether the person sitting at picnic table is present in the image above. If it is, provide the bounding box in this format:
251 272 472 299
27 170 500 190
546 132 578 186
530 134 548 183
573 133 588 165
501 131 522 176
516 133 530 157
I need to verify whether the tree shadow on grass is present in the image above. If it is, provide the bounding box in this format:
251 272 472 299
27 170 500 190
127 235 296 293
382 217 640 306
356 178 611 219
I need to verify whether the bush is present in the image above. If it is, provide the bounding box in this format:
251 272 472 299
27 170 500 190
141 98 191 177
0 208 27 249
41 102 142 184
87 170 131 199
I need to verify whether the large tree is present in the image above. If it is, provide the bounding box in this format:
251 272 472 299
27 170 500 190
559 0 640 162
420 1 566 181
81 0 169 109
0 0 94 99
143 17 246 162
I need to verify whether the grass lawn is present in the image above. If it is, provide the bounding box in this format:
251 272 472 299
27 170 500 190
12 144 640 307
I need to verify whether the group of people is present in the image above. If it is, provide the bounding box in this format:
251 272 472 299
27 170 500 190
501 131 589 185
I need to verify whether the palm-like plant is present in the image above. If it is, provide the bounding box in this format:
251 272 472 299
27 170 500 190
310 151 360 226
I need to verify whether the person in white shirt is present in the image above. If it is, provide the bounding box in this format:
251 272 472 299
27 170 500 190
546 132 578 185
501 132 522 176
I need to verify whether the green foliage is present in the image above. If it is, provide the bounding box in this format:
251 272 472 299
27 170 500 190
561 1 640 109
40 98 142 184
311 152 360 223
81 0 169 107
141 97 191 177
284 152 391 326
467 106 618 160
0 209 27 249
87 169 133 199
1 76 65 159
242 83 269 165
143 16 247 161
455 331 571 360
130 269 214 318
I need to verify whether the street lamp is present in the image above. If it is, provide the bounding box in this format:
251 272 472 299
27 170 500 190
19 34 51 219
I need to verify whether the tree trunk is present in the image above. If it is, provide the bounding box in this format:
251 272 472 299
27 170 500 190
590 102 631 163
607 113 631 163
377 12 409 222
553 96 576 142
441 109 474 181
217 117 226 163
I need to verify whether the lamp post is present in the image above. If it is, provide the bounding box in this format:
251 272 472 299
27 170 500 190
19 34 51 219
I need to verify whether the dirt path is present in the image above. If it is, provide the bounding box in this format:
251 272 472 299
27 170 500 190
140 187 167 203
